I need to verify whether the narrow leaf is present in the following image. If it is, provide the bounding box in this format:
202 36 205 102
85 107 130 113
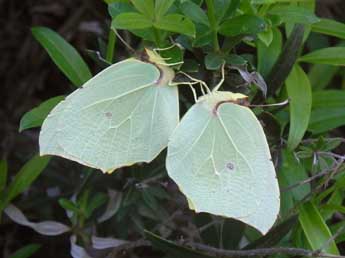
19 96 64 132
4 155 51 206
112 12 153 30
280 150 310 201
154 14 195 37
308 64 338 90
312 90 345 108
9 244 41 258
285 65 312 150
312 18 345 40
31 27 92 87
309 108 345 134
58 198 80 214
299 202 339 254
299 47 345 66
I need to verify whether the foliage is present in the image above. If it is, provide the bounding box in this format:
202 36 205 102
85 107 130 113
4 0 345 257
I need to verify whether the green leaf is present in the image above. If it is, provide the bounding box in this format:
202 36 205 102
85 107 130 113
219 15 267 37
299 47 345 66
131 0 155 19
58 198 80 214
85 193 107 218
19 96 64 132
214 0 234 24
180 0 209 26
308 94 345 133
257 27 282 78
31 27 92 87
299 202 339 254
312 90 345 108
145 230 212 258
155 0 175 19
108 2 135 18
308 108 345 134
308 64 338 90
205 52 224 70
277 168 294 218
312 18 345 40
9 244 41 258
225 54 247 66
3 155 51 207
0 160 8 194
193 25 213 47
280 150 310 201
286 65 312 150
243 215 298 249
268 5 320 25
322 190 344 220
112 12 153 30
154 14 195 37
257 28 273 47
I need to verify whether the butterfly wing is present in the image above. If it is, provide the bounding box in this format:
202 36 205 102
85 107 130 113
167 98 279 234
40 59 179 172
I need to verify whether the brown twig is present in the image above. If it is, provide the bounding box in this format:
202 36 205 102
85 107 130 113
105 239 151 258
105 238 345 258
187 243 345 258
282 167 334 192
283 152 345 193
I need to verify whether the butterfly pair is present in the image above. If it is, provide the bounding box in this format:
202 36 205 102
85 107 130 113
40 49 280 234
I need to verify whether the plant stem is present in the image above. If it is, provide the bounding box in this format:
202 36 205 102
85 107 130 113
266 24 305 96
205 0 220 52
105 28 116 63
153 28 162 47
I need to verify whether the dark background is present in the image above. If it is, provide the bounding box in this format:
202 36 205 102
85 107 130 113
1 0 345 257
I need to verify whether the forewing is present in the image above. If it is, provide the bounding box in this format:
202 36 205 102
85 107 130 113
166 102 279 234
40 59 179 172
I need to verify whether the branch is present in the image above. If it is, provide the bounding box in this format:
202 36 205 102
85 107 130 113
105 238 345 258
187 243 345 258
282 166 333 192
266 24 305 96
105 239 151 258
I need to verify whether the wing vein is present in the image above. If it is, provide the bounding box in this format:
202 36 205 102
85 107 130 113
217 116 254 176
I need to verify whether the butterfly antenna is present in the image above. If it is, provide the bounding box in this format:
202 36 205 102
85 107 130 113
188 83 198 102
170 81 199 102
153 43 183 53
249 99 289 108
112 29 136 53
213 62 226 92
177 71 211 95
